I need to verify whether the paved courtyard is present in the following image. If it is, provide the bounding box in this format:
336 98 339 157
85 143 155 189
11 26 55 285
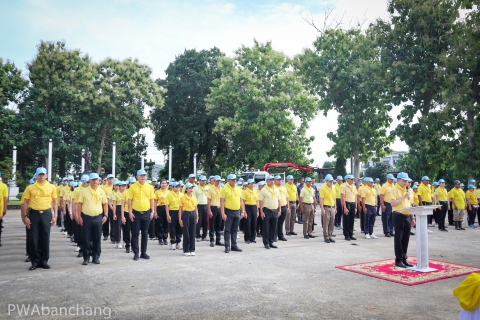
0 210 478 319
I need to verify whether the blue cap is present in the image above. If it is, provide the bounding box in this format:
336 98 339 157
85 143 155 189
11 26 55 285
325 176 334 182
421 176 430 181
238 178 244 182
469 179 476 183
247 179 254 184
227 174 237 180
172 182 179 187
386 174 394 179
137 169 147 176
393 178 398 183
433 182 439 187
128 177 136 183
266 175 275 180
69 181 76 187
188 174 196 179
243 182 248 186
274 175 281 180
375 178 380 182
258 181 266 186
236 181 243 186
81 175 90 183
199 175 207 181
107 174 114 179
89 173 100 180
325 174 333 180
468 184 474 189
209 176 214 180
29 178 34 184
397 172 412 182
438 179 445 183
62 177 68 181
147 180 152 184
412 185 418 190
221 178 225 182
460 183 465 187
336 176 343 180
345 175 354 180
305 177 312 182
214 175 221 181
36 167 47 175
114 181 120 186
185 183 194 189
286 175 294 180
178 181 184 186
363 177 372 182
170 178 176 182
67 175 74 180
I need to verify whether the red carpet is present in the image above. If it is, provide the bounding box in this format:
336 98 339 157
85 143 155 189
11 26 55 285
336 258 480 286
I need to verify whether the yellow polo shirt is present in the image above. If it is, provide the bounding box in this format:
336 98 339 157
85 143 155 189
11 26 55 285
109 190 123 204
391 183 411 215
276 185 288 206
417 183 433 203
466 190 478 205
77 186 107 217
319 184 336 206
73 185 84 203
155 189 169 206
334 182 343 199
360 185 376 206
63 189 73 202
374 183 381 197
475 188 480 200
101 184 114 196
166 191 182 211
285 183 297 202
413 191 419 206
258 185 280 210
435 187 448 202
300 186 315 204
193 185 208 205
121 191 129 211
56 185 63 200
180 194 198 212
341 183 357 203
0 182 8 216
380 182 393 204
242 188 258 205
449 188 466 210
127 181 154 212
207 185 221 207
220 184 243 211
23 181 57 211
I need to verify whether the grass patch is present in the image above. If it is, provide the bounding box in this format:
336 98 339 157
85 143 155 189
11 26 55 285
8 200 21 205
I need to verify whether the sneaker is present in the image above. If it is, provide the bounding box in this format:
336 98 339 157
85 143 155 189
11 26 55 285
237 235 240 239
339 225 343 229
365 234 371 239
170 244 176 250
370 234 378 239
63 232 68 235
190 252 196 256
117 243 123 249
428 224 433 227
75 247 80 252
196 238 200 242
427 230 433 234
177 244 183 250
184 252 191 256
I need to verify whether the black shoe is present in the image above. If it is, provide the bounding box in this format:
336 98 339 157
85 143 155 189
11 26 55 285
297 221 302 224
324 238 330 243
350 236 357 240
440 228 448 232
201 238 207 241
304 235 309 239
126 247 131 253
290 232 297 235
449 223 454 226
103 236 108 241
82 260 89 265
25 257 31 263
313 222 317 225
410 232 415 235
225 247 230 253
389 232 394 236
273 239 278 242
279 237 287 241
246 240 251 244
133 254 139 261
77 253 83 257
215 240 224 246
159 240 163 245
403 260 414 267
163 239 168 245
286 232 291 236
385 233 391 237
210 241 215 247
329 238 335 243
40 263 51 269
395 261 407 268
140 253 150 260
111 240 115 244
231 246 242 252
29 263 38 271
345 237 351 241
251 240 256 243
257 232 262 237
92 259 100 264
269 244 278 248
308 234 315 238
264 244 270 249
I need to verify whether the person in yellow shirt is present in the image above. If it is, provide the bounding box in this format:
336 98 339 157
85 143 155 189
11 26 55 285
334 176 344 231
476 181 480 227
299 177 316 239
193 175 209 242
207 175 223 247
413 186 420 206
60 175 74 238
341 175 357 241
109 181 124 248
256 181 265 237
374 178 382 216
320 175 336 243
242 179 258 244
101 174 115 242
417 176 435 226
154 179 170 246
73 175 89 257
380 174 395 238
273 176 289 242
22 167 58 270
179 183 198 256
118 181 132 252
466 184 478 229
390 172 415 268
258 175 281 249
450 180 467 230
127 169 155 261
63 182 75 244
284 175 298 236
55 178 66 230
166 182 183 250
0 177 8 247
220 174 245 253
434 179 449 232
360 177 378 239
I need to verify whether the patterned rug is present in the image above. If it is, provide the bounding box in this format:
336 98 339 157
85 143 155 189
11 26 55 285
336 258 480 286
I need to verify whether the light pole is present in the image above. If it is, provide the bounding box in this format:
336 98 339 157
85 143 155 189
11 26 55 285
112 142 116 177
194 153 198 177
168 146 173 181
12 146 17 184
141 155 145 170
48 139 52 182
81 148 85 173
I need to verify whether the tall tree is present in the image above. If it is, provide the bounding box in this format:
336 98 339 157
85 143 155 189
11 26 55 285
373 0 460 179
150 48 225 177
296 28 394 180
207 40 317 171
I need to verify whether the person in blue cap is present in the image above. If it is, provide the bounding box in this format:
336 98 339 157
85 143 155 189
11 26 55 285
334 176 344 230
360 178 378 239
299 177 316 239
22 168 58 270
274 175 289 242
101 174 115 243
284 175 298 236
193 175 209 242
257 181 266 237
340 175 357 241
60 175 74 239
418 176 435 227
220 174 245 253
380 174 395 238
166 182 183 250
242 178 258 244
179 183 198 256
466 184 478 229
207 175 223 247
259 175 281 249
374 178 382 216
434 179 449 232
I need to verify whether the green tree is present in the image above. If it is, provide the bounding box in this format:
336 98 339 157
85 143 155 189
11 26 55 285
334 156 347 177
296 28 394 180
150 48 225 178
373 0 460 179
207 40 317 171
322 160 335 168
365 162 393 182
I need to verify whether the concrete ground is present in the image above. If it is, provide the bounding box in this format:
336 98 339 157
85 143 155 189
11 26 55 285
0 210 478 320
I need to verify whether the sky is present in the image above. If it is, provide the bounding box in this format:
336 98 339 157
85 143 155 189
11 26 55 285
0 0 408 169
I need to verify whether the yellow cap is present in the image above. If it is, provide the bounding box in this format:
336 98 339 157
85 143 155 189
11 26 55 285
453 273 480 311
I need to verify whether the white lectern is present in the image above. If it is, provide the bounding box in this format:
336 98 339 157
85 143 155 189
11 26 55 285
402 205 441 273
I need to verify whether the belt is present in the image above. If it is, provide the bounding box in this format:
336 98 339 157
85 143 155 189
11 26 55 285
30 209 51 214
197 204 207 206
384 202 391 205
289 201 296 204
366 204 375 207
133 209 151 215
225 208 240 212
303 203 313 205
183 210 195 214
324 205 334 208
82 212 103 218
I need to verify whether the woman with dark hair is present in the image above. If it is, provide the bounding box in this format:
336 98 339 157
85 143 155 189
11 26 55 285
154 179 170 245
